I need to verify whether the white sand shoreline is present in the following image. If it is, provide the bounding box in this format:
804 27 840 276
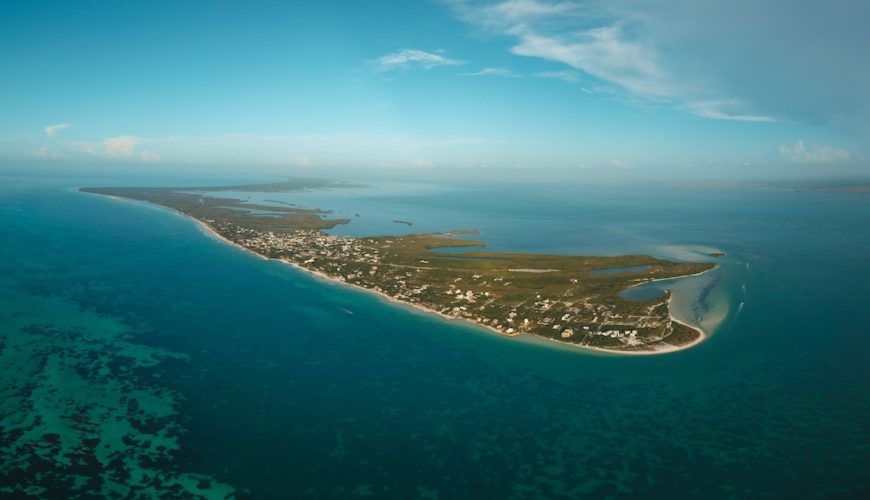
84 190 716 356
524 296 708 357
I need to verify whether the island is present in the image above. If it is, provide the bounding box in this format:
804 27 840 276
81 180 715 354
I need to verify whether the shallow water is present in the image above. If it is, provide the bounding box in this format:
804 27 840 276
1 171 868 498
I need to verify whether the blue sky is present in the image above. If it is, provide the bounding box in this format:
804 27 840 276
1 0 868 180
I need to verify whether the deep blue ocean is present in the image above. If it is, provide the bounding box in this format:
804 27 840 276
1 170 868 498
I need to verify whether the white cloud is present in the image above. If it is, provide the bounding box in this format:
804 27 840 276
44 123 72 137
446 1 674 95
461 0 580 28
687 101 775 123
414 158 434 168
489 0 576 19
459 67 518 77
375 49 466 71
779 140 851 164
509 24 674 97
296 155 313 167
103 136 139 158
445 0 870 137
70 135 160 162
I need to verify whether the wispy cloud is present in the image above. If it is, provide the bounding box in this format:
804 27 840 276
459 67 518 77
71 135 161 161
138 150 162 162
509 24 674 97
444 0 870 133
687 101 775 123
779 140 851 163
533 70 582 84
375 49 466 71
465 0 580 28
103 136 139 158
44 123 72 137
446 1 675 96
55 132 518 167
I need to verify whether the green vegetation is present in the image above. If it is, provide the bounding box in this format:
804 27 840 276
82 180 715 353
81 186 348 232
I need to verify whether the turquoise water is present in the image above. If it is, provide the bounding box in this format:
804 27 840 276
2 171 869 497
